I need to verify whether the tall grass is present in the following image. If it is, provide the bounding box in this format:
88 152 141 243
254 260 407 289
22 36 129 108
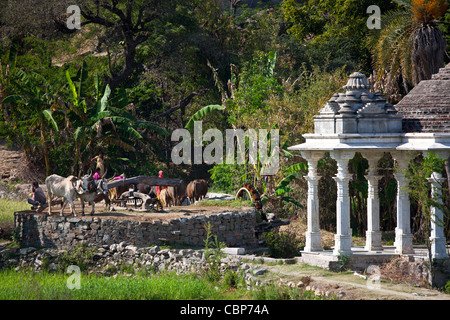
0 198 30 223
0 268 330 300
0 198 30 240
0 269 241 300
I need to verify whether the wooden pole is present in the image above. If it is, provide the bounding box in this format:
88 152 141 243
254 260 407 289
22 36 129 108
106 176 182 189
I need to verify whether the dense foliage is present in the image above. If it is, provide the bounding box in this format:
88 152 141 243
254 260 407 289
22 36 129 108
0 0 449 238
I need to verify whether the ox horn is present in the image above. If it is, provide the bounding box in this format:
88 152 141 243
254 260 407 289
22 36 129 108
102 169 108 179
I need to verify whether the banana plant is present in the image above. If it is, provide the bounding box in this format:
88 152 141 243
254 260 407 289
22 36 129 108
65 61 168 175
2 69 61 176
261 162 308 209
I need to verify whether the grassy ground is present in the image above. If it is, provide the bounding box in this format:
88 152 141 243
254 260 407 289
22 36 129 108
0 268 329 300
0 198 30 241
0 269 234 300
192 199 253 208
0 198 29 222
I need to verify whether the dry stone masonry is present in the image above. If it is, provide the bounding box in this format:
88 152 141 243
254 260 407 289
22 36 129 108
14 209 258 250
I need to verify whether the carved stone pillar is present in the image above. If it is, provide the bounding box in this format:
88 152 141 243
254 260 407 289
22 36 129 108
301 151 325 252
392 152 414 254
330 151 355 256
428 172 448 259
361 152 384 251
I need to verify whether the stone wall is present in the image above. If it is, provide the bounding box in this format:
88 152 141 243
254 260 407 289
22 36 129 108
14 209 258 250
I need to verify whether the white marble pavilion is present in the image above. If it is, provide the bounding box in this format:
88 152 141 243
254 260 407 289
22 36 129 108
289 65 450 260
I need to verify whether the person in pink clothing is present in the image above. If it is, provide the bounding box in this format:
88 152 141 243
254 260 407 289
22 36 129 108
157 170 164 198
93 168 101 180
113 173 126 180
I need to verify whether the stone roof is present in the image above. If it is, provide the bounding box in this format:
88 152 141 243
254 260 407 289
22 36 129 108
395 63 450 133
314 72 402 134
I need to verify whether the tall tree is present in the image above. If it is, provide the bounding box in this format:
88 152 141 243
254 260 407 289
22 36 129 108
75 0 200 90
281 0 396 72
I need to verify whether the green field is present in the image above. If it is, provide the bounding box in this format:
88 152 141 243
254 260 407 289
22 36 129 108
0 268 325 300
0 269 237 300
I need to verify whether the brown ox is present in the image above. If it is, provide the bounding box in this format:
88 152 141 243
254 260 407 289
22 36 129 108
167 181 187 206
186 179 208 204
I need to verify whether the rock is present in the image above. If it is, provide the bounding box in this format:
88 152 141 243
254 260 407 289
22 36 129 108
222 247 245 255
287 281 296 288
299 276 311 286
117 241 128 251
266 213 276 221
19 247 36 255
7 259 18 266
125 245 138 254
253 268 267 276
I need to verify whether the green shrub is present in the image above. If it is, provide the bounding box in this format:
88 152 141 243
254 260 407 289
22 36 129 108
203 222 226 283
57 243 97 272
251 283 324 300
444 280 450 294
336 251 350 272
262 230 303 258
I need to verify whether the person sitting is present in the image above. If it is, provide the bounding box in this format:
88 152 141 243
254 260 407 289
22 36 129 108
93 167 101 180
27 182 48 212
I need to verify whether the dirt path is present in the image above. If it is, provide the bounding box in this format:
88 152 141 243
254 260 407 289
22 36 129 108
260 263 450 300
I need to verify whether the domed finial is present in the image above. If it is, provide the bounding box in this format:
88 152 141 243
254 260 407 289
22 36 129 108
343 72 371 92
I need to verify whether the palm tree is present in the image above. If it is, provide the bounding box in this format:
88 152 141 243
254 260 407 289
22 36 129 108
369 0 448 100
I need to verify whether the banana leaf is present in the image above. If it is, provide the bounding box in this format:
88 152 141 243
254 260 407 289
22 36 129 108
185 104 225 130
281 196 303 207
41 109 59 132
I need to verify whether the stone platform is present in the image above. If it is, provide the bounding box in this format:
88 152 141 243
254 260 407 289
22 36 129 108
297 246 450 287
297 246 432 272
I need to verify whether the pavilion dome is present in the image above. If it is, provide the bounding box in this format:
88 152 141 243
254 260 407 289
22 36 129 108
395 63 450 133
314 72 402 134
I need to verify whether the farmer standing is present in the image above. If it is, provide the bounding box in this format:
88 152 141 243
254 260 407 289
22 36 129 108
91 152 105 177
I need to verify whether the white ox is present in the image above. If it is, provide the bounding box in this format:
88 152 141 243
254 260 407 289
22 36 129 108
45 174 86 216
78 171 109 216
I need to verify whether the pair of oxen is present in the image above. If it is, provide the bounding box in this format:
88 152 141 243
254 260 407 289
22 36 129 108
45 171 109 217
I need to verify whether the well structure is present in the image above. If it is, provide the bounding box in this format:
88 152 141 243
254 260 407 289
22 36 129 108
289 65 450 268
